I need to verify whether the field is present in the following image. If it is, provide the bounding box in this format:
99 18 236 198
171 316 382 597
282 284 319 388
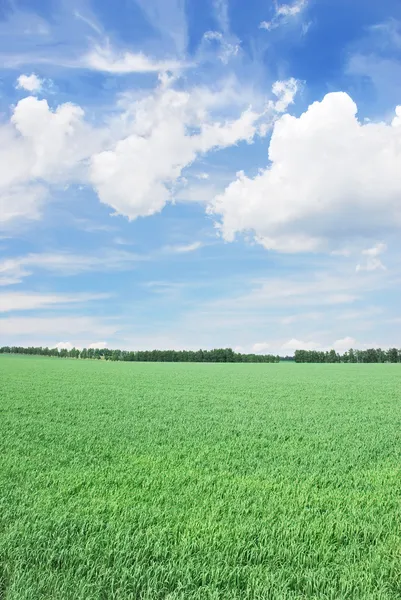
1 356 401 599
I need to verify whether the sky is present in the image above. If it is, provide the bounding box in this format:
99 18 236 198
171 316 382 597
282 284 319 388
1 0 401 354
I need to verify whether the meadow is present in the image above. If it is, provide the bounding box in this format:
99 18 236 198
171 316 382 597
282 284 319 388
1 355 401 599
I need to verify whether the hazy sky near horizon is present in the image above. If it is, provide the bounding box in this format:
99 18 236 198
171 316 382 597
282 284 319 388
1 0 401 353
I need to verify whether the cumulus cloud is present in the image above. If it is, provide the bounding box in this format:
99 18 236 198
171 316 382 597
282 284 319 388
1 76 297 227
16 73 43 92
89 341 107 349
0 95 103 225
333 336 356 352
281 338 320 350
56 341 74 351
270 78 299 113
393 106 401 127
89 83 277 220
252 342 271 353
260 0 307 30
210 92 401 253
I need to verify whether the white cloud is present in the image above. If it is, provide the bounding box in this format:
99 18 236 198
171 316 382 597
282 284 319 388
333 336 356 352
83 45 184 73
0 185 47 224
210 92 401 253
196 172 210 180
73 10 103 36
276 0 307 18
362 242 387 257
281 338 320 350
202 31 240 64
270 78 299 113
1 73 297 228
165 241 202 253
393 106 401 127
356 243 387 272
56 341 74 351
10 96 98 180
89 341 107 349
252 341 271 353
260 0 307 30
0 95 103 225
0 292 108 313
16 73 43 93
89 82 277 220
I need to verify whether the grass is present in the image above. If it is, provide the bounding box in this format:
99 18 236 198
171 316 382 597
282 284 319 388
1 355 401 599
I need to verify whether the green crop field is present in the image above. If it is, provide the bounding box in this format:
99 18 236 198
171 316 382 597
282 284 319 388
1 355 401 599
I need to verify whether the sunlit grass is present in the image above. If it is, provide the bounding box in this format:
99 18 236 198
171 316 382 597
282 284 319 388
1 355 401 599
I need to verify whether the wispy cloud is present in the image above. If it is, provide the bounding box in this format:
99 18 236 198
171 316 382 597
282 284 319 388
0 292 110 313
0 250 147 286
0 316 119 345
82 44 186 74
201 31 240 64
73 10 103 36
163 242 203 254
213 0 230 33
356 243 387 272
260 0 308 31
134 0 188 55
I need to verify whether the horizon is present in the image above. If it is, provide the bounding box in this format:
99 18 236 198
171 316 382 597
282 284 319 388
1 0 401 353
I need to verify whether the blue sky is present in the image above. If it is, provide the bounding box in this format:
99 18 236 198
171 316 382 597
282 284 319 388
1 0 401 353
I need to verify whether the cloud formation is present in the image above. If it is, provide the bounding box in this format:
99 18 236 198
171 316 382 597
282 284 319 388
210 92 401 253
83 45 185 73
1 75 297 227
0 292 108 313
16 73 43 92
260 0 307 31
89 82 282 220
281 338 320 350
0 95 103 225
356 243 387 272
0 250 146 285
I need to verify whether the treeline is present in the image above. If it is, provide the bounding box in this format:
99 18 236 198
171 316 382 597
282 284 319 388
3 346 400 364
0 346 282 363
295 348 401 363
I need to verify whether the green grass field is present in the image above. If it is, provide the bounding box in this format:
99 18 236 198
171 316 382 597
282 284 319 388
1 355 401 599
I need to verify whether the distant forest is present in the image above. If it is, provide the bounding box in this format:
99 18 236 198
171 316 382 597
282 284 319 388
2 346 400 364
0 346 288 363
295 348 401 363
